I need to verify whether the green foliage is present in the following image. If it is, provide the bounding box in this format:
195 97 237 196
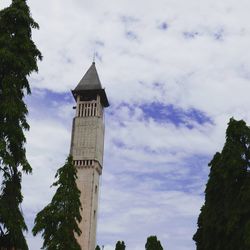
145 236 163 250
115 240 126 250
0 0 41 248
95 245 101 250
193 118 250 250
33 156 82 250
0 170 28 249
0 0 42 173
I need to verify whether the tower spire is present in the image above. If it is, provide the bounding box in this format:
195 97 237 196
72 62 109 107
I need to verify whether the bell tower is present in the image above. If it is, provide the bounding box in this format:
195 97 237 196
70 62 109 250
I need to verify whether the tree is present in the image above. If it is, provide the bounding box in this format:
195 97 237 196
33 156 82 250
95 245 101 250
0 0 42 248
193 118 250 250
115 241 126 250
145 236 163 250
0 171 28 249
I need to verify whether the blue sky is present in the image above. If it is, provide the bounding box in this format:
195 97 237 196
1 0 250 249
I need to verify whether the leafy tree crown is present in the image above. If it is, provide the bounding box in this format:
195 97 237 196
115 240 126 250
193 118 250 250
145 236 163 250
33 156 82 250
0 0 41 249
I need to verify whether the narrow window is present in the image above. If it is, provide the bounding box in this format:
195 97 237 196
81 104 84 117
90 104 92 116
78 104 80 117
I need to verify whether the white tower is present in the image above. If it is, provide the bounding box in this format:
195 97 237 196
70 62 109 250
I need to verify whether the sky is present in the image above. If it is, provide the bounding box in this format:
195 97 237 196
1 0 250 249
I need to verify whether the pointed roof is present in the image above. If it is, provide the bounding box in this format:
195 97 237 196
74 62 102 91
72 62 109 107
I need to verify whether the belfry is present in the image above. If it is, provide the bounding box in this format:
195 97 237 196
70 62 109 250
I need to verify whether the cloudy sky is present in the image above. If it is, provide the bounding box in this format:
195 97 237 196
1 0 250 249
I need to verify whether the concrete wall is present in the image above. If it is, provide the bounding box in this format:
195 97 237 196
75 162 101 250
71 116 104 166
70 96 104 250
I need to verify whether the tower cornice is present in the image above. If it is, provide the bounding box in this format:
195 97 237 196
71 88 109 107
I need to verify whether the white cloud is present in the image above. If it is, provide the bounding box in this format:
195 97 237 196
0 0 10 9
1 0 250 249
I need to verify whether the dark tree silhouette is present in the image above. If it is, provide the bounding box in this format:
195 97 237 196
115 240 126 250
145 235 163 250
194 118 250 250
0 0 41 248
33 156 82 250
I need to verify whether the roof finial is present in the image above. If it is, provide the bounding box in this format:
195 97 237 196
93 50 96 64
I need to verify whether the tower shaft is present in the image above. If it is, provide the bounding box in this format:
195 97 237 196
70 96 104 250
